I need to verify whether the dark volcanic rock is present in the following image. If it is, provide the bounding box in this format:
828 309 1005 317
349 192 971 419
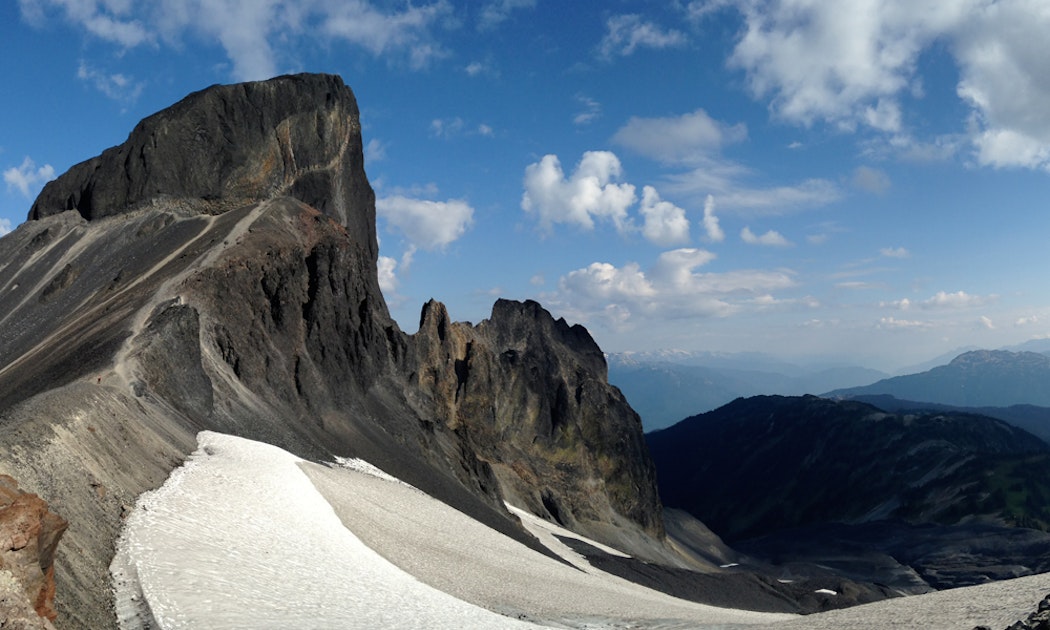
30 73 375 249
409 298 665 544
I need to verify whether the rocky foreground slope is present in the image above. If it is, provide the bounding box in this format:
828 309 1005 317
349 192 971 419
0 74 670 628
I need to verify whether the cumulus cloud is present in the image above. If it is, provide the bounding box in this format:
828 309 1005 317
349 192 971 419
521 152 636 234
377 255 399 292
376 195 474 251
550 247 796 327
639 186 690 246
741 226 791 246
3 157 55 197
978 315 995 330
1016 315 1039 327
598 14 686 58
727 1 966 130
612 109 746 164
701 195 725 242
0 218 13 237
716 0 1050 170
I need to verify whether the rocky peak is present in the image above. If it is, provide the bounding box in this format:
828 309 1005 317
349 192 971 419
411 298 664 544
29 73 374 253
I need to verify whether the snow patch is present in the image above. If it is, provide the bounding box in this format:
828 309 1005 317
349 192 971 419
814 589 837 596
111 431 549 629
504 501 632 571
333 456 412 487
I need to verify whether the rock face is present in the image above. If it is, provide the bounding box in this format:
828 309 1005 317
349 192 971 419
30 73 375 242
0 74 668 628
0 475 67 624
410 299 664 543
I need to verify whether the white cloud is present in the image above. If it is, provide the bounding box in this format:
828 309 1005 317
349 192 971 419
430 117 465 138
878 316 932 330
26 1 454 82
701 194 724 243
728 1 968 131
317 1 453 71
920 290 995 310
666 168 841 214
741 226 791 247
477 0 536 31
549 248 796 328
598 14 686 58
882 290 995 311
22 0 152 47
377 255 398 292
978 315 995 330
879 246 909 258
613 108 838 216
853 166 891 194
4 157 55 197
521 152 636 234
430 118 492 138
376 195 474 251
464 60 498 77
721 1 1050 171
364 138 387 163
639 186 690 246
1016 315 1039 327
0 218 13 237
612 109 746 164
77 61 144 103
573 94 602 126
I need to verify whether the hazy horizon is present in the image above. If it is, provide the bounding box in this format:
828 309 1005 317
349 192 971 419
4 1 1049 371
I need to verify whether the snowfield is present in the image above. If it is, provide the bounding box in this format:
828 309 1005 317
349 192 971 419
112 431 1050 629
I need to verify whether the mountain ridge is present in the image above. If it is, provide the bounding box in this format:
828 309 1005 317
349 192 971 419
826 349 1050 407
0 73 674 628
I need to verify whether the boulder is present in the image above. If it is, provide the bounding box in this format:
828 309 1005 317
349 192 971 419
0 475 67 623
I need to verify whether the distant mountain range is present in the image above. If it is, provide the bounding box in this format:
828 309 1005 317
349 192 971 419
608 353 888 431
826 350 1050 408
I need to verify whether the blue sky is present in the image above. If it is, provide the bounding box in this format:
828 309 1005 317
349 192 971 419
2 1 1049 371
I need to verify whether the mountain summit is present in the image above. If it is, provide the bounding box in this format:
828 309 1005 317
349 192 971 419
0 74 668 627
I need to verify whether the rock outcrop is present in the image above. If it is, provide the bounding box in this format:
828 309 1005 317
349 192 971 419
410 298 664 544
0 475 66 625
0 73 671 627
